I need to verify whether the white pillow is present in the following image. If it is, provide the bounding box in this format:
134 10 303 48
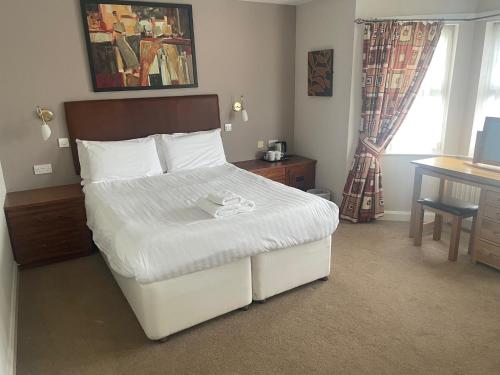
158 129 227 172
147 134 168 172
76 137 163 184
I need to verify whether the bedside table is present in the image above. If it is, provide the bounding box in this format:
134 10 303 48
234 156 316 191
4 184 93 268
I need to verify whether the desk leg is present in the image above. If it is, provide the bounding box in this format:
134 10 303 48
409 167 423 238
432 178 447 240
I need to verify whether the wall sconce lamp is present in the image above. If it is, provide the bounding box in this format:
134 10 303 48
36 106 53 141
233 96 249 123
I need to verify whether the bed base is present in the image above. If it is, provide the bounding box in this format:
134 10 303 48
106 236 332 340
109 257 252 340
251 236 332 301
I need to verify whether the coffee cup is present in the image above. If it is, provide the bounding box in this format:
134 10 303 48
266 151 276 161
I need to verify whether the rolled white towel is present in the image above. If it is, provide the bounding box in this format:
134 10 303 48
207 190 244 206
197 197 255 218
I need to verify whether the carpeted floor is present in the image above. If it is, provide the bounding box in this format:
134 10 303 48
17 221 500 375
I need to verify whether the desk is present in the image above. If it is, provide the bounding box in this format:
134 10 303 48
410 157 500 270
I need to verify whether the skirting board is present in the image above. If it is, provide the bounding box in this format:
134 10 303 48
380 211 434 222
380 211 473 230
6 262 18 375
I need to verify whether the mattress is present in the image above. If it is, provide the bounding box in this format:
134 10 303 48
84 163 339 284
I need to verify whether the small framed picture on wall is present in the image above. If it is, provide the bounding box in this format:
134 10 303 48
80 0 198 92
308 49 334 97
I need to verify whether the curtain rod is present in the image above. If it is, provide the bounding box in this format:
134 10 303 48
354 12 500 24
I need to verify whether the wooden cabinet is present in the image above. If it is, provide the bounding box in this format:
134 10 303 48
4 184 93 268
473 189 500 270
234 156 316 191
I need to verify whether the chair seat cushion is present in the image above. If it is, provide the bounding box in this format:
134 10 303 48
417 198 478 217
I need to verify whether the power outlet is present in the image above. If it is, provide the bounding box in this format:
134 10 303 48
58 138 70 148
33 164 52 175
257 140 264 149
224 123 232 132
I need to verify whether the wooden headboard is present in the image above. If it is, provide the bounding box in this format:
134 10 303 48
64 94 221 174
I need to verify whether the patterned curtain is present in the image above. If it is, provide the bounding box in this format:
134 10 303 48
340 21 444 223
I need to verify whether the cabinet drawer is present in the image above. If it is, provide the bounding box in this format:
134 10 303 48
475 240 500 269
478 219 500 246
286 164 315 191
484 190 500 208
253 168 286 184
6 200 92 265
482 205 500 222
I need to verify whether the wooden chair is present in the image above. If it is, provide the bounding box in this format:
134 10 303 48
414 198 479 261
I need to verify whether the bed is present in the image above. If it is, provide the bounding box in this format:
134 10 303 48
65 95 339 341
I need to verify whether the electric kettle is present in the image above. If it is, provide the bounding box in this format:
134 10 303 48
274 141 287 157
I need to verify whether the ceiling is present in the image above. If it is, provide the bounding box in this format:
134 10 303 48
239 0 313 5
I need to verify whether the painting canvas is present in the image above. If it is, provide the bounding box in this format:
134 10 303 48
308 49 333 96
80 0 197 92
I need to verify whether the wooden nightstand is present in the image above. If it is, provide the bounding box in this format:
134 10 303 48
234 156 316 191
4 184 93 268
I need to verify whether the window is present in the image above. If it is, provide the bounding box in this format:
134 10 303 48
469 22 500 155
387 25 457 155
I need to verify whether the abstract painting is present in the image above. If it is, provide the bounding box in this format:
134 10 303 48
80 0 197 92
308 49 333 96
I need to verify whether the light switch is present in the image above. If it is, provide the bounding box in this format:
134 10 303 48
224 123 232 132
34 164 52 175
257 140 264 149
58 138 70 148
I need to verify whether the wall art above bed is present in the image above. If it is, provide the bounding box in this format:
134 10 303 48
80 0 198 92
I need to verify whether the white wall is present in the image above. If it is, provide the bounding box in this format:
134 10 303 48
0 161 16 375
294 0 357 204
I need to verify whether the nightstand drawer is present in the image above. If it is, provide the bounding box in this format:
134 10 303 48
482 205 500 222
6 199 92 266
484 190 500 208
254 168 286 183
475 240 500 269
478 219 500 246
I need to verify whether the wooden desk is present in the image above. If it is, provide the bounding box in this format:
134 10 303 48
410 157 500 270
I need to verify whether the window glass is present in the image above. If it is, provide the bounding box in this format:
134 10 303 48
387 25 456 155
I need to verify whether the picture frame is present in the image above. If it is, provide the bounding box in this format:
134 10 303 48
308 49 334 97
80 0 198 92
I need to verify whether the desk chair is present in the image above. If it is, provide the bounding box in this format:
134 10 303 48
414 198 479 261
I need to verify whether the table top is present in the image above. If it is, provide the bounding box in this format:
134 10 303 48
4 184 84 210
233 155 316 171
411 156 500 188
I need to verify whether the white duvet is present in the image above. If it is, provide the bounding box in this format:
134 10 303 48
84 163 339 284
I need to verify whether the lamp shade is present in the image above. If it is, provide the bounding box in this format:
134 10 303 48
41 123 52 141
242 109 249 123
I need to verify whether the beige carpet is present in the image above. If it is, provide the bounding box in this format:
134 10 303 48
17 222 500 375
